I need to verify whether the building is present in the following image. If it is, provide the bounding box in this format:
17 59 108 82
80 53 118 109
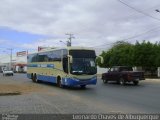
13 51 28 73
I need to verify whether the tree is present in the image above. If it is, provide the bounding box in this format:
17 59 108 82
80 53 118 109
154 42 160 67
98 41 134 67
133 41 155 67
98 40 160 76
133 41 158 75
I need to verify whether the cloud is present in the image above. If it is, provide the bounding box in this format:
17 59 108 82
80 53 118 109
0 0 160 55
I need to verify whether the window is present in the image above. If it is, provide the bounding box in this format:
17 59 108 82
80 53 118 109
69 50 96 58
28 49 68 63
27 54 38 63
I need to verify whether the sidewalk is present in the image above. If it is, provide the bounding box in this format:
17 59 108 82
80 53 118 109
145 78 160 82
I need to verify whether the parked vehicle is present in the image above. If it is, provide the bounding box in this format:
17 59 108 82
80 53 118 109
101 66 145 85
3 69 14 76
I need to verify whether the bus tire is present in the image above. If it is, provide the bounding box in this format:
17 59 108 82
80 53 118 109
31 73 35 82
57 76 63 88
34 74 39 83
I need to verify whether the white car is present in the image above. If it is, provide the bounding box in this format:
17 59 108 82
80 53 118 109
3 70 14 76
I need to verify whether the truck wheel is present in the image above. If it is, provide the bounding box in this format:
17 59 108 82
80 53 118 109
103 79 108 84
116 81 120 84
133 81 139 85
120 78 125 85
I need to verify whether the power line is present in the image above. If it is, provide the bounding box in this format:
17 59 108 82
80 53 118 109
93 25 160 48
92 1 160 48
66 33 75 46
120 3 160 21
117 0 160 22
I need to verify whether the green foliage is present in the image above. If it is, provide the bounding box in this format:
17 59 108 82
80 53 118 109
154 42 160 67
99 41 134 67
98 40 160 69
133 41 155 67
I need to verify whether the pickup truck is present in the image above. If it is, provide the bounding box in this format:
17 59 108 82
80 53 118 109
101 66 145 85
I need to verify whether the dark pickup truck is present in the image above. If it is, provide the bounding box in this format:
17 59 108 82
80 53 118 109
101 66 145 85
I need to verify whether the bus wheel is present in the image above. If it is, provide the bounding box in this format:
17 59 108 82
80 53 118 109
57 77 63 88
31 74 35 82
80 85 86 89
32 74 37 83
34 74 39 83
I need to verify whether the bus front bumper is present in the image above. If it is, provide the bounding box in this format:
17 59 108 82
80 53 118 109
62 77 97 86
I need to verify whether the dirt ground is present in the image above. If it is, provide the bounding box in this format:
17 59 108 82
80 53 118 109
0 84 45 95
0 75 47 95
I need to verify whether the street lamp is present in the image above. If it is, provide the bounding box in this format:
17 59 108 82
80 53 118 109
65 33 75 47
60 40 67 46
60 34 75 47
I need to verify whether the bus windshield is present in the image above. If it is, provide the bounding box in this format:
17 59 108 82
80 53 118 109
71 58 96 75
69 50 97 75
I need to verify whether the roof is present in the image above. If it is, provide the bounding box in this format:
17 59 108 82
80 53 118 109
28 46 95 55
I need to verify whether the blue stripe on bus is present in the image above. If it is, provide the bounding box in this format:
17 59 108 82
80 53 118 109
47 64 54 68
37 75 57 83
27 73 97 86
27 64 54 68
62 77 97 86
27 64 38 67
27 73 57 83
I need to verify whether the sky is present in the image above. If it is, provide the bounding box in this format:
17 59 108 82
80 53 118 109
1 0 160 62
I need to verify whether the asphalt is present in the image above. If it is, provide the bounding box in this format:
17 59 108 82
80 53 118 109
0 73 160 114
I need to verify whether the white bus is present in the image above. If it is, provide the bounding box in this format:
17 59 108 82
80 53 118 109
27 47 103 88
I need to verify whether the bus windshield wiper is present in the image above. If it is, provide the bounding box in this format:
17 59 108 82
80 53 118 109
72 71 84 75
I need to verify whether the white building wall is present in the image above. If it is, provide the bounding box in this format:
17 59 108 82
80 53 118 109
97 66 108 74
158 67 160 78
16 56 27 64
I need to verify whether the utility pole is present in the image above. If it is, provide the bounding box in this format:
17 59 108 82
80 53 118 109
66 33 75 46
8 48 13 70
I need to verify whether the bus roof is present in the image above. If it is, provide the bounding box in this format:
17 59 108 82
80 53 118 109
28 46 95 55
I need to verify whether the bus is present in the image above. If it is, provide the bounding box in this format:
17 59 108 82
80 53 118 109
27 47 103 88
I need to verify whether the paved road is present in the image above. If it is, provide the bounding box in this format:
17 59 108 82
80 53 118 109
0 73 160 114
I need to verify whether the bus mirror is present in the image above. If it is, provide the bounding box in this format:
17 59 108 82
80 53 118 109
96 56 104 64
67 55 73 63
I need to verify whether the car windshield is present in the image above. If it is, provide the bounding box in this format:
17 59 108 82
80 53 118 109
70 58 97 75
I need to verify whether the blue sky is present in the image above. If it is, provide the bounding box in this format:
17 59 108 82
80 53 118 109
0 27 47 43
0 26 49 50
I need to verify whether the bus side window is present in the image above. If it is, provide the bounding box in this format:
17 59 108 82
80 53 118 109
63 57 68 73
44 56 49 62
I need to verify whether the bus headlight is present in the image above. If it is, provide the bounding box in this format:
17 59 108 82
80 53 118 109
65 78 67 83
